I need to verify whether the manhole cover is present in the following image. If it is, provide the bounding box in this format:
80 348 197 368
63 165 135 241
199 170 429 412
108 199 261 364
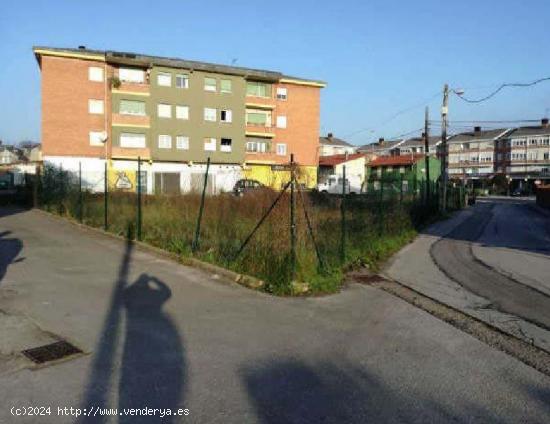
22 340 82 364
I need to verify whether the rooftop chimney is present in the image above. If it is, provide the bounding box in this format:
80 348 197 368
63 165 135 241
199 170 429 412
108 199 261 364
542 118 549 127
78 45 86 50
474 126 481 133
378 137 385 145
327 132 333 138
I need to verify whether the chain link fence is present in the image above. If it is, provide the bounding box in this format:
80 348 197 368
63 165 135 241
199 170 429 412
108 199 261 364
17 157 468 295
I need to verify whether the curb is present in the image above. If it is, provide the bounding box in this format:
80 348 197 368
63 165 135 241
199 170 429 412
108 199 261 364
32 208 266 291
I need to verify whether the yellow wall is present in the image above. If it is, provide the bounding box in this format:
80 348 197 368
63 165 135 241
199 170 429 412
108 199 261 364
244 164 317 189
106 160 143 192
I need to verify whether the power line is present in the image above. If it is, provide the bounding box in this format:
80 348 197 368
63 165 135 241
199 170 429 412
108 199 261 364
453 77 550 103
430 119 541 124
343 91 441 139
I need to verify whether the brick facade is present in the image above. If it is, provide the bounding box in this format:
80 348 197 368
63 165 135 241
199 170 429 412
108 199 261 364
41 55 111 158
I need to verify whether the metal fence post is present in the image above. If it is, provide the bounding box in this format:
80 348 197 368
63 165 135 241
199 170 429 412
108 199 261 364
34 165 40 208
290 154 297 279
340 164 346 263
104 161 108 231
399 174 403 205
79 162 83 222
137 156 142 241
413 173 417 203
192 157 210 253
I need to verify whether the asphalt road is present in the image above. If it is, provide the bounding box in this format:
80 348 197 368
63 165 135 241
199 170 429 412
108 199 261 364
1 207 549 423
431 199 550 331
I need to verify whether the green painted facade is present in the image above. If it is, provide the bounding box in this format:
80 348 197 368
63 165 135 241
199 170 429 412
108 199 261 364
365 156 441 192
111 65 247 164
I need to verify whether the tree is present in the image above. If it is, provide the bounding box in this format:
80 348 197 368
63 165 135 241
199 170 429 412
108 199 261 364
491 173 508 195
17 140 39 149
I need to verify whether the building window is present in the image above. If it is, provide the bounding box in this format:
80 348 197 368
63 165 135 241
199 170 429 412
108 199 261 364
118 68 144 83
119 100 146 116
204 108 217 122
157 72 172 87
220 138 232 152
246 110 271 126
276 143 287 156
158 134 172 149
544 153 549 160
276 115 287 129
89 131 105 146
120 133 146 148
175 73 189 89
276 87 287 100
176 105 189 120
204 77 217 92
220 79 232 93
137 171 147 189
220 109 232 123
89 66 104 82
158 103 172 118
246 81 271 98
176 136 189 150
246 139 269 153
204 137 216 151
88 99 104 114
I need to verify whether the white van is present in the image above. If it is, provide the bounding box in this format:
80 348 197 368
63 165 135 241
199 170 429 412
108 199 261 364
317 174 362 194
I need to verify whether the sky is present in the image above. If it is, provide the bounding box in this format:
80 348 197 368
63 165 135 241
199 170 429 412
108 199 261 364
1 0 550 146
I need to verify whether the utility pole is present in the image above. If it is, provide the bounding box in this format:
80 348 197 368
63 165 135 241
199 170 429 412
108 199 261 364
441 84 449 212
424 106 430 204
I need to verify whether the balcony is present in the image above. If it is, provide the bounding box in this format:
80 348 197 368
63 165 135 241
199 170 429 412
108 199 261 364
245 124 275 138
112 81 150 96
112 113 150 128
111 146 151 160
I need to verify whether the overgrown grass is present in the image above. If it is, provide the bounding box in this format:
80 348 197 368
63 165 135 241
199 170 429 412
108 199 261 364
37 167 458 296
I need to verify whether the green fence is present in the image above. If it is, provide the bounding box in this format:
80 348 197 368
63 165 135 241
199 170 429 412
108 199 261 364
27 161 467 295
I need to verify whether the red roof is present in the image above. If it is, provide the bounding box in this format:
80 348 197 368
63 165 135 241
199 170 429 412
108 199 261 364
369 154 425 167
319 153 365 166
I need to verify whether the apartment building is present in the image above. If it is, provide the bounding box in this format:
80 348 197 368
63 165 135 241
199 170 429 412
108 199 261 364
318 133 356 156
357 138 405 158
398 135 440 156
447 127 511 180
496 118 550 186
33 46 324 193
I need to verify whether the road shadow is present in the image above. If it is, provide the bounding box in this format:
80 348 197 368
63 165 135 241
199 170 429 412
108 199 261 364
0 230 23 286
421 199 550 257
79 233 186 423
119 273 184 423
241 359 507 423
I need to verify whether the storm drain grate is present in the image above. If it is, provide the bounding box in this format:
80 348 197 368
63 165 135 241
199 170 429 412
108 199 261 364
22 340 82 364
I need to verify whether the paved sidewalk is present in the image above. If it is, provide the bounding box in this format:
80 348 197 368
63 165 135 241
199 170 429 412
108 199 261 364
1 207 549 423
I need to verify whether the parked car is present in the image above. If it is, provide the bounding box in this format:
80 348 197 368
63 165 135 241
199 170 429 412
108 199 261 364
233 179 269 196
511 188 525 197
0 172 14 190
317 174 362 195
